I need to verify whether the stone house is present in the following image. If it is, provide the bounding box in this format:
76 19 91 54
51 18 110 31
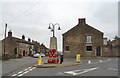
1 31 34 57
0 30 48 58
62 18 104 57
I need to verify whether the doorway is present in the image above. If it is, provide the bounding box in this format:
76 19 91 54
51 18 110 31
96 46 101 56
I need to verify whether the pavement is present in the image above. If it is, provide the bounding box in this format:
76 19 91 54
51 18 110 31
33 61 83 68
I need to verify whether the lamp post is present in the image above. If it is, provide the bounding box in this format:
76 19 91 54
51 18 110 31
48 23 61 64
48 23 61 37
48 23 61 50
4 23 7 55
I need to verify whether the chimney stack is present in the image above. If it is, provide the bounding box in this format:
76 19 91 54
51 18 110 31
78 18 86 25
28 38 31 42
22 35 25 40
8 30 12 37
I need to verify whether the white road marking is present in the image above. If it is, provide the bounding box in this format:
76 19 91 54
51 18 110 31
87 59 111 65
18 73 24 76
99 60 102 62
17 71 23 74
88 60 91 64
11 67 36 77
12 74 17 77
64 67 100 76
108 59 111 61
108 68 118 71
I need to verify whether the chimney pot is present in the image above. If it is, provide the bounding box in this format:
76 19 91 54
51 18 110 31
28 38 31 42
8 30 12 37
22 35 25 40
78 18 86 25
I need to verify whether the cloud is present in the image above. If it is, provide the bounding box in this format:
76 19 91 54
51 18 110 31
0 1 118 50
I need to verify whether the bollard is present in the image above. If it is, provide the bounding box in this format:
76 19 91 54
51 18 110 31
38 56 42 65
76 54 80 62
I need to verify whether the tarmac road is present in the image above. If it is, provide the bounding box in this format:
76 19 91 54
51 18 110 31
3 57 119 77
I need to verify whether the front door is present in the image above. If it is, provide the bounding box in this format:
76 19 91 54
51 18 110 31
23 50 25 56
96 47 101 56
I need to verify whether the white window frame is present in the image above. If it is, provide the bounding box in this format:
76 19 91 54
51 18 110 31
86 35 92 43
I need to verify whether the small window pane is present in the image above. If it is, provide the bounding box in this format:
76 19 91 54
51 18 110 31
86 46 92 51
65 46 70 51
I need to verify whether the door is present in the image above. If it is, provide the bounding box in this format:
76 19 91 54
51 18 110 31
96 47 101 56
23 50 25 56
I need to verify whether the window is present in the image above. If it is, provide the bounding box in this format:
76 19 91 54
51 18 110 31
86 35 92 43
65 46 70 51
86 46 92 52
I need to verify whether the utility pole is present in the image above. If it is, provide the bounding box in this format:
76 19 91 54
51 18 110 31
3 23 7 55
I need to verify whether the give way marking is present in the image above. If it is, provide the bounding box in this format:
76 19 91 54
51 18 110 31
64 67 100 76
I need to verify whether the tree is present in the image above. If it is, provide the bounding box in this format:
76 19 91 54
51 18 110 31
114 36 118 40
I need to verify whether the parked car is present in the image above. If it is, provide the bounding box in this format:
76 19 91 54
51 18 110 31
40 53 45 57
33 53 40 58
33 53 45 58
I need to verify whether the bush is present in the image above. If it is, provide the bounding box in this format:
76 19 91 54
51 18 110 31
2 54 9 60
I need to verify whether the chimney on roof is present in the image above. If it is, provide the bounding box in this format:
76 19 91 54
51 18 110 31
8 30 12 37
28 38 31 42
22 35 25 40
78 18 86 25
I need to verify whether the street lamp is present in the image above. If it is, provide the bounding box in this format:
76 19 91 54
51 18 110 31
48 23 61 37
4 23 7 55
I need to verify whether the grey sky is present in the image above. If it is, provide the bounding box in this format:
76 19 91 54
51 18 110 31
0 0 119 51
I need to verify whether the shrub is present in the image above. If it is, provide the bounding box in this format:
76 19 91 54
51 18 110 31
2 54 9 60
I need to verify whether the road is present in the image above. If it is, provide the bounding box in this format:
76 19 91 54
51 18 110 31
1 57 119 78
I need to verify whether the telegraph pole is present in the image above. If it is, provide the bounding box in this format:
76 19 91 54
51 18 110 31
3 23 7 55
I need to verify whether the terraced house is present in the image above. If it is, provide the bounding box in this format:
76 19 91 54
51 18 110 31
62 18 104 57
0 30 48 59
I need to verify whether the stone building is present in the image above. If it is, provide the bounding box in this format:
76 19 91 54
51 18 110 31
62 18 104 57
1 31 34 58
112 38 120 57
102 38 113 57
0 30 48 59
103 38 120 57
32 41 49 55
